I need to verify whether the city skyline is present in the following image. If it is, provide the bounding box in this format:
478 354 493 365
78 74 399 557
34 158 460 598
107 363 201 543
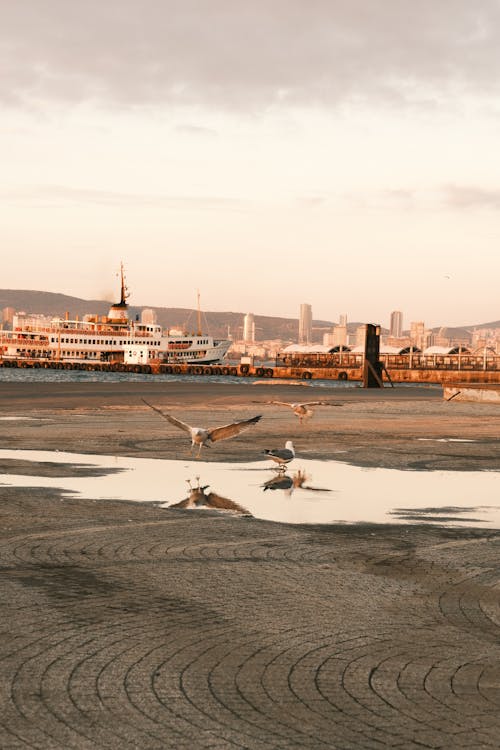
2 3 500 327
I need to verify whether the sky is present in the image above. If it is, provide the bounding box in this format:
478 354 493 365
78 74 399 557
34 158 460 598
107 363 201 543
2 1 500 328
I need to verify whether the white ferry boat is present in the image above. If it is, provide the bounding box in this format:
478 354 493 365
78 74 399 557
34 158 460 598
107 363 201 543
0 267 231 366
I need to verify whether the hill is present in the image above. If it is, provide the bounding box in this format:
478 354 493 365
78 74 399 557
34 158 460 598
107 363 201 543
0 289 344 342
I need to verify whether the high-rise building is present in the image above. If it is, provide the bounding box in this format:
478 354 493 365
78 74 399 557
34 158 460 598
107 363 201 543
355 324 367 347
339 313 348 327
333 325 347 347
243 313 255 343
390 310 403 338
324 324 347 347
299 303 312 344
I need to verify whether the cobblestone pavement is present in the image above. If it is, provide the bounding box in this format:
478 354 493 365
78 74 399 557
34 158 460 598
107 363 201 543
1 492 500 750
1 382 500 748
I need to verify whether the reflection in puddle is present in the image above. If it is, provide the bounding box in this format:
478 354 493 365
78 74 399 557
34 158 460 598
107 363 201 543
262 470 331 496
169 477 251 516
390 506 491 524
262 473 294 494
0 449 499 528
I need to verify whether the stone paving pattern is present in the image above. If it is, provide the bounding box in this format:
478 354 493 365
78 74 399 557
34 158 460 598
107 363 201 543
1 382 500 748
2 494 500 749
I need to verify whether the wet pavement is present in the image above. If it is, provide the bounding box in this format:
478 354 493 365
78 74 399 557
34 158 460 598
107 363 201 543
1 382 500 749
2 448 500 528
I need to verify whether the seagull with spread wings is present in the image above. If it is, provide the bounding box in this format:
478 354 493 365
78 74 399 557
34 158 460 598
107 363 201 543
268 400 343 424
142 399 262 457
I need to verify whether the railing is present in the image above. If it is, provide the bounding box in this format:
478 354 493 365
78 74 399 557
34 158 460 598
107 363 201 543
275 352 500 371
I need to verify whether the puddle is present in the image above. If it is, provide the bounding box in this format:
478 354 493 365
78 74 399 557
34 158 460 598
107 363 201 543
0 449 499 528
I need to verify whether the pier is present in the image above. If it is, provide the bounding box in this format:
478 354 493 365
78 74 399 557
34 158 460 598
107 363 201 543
2 353 500 384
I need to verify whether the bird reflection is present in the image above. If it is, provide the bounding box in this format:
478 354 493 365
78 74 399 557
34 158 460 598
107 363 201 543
291 469 331 492
170 477 251 515
262 473 295 493
262 469 331 496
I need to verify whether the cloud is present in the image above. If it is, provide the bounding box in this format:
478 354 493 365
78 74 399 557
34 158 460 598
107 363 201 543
1 1 500 110
0 185 244 210
442 185 500 210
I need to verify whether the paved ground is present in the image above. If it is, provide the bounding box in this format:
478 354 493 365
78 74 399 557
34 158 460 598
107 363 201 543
1 382 500 749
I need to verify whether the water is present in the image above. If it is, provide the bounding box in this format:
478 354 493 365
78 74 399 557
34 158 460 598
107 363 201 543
0 368 361 389
0 367 442 390
1 449 498 528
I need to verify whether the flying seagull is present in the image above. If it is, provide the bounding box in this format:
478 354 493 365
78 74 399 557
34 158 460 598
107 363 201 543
142 399 262 457
268 400 343 424
263 440 295 470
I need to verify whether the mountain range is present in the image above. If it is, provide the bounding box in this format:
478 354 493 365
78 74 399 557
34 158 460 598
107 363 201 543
0 289 495 343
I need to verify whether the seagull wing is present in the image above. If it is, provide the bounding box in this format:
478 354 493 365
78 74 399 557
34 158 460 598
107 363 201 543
206 492 251 514
301 401 344 407
265 448 294 460
207 415 262 443
268 401 293 408
142 399 192 434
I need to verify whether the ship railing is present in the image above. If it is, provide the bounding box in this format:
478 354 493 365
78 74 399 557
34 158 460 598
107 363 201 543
0 336 50 347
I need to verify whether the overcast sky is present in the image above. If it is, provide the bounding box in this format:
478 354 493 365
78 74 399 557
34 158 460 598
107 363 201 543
2 1 500 327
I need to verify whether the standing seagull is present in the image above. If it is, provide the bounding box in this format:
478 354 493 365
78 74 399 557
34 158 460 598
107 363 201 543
263 440 295 470
142 399 262 457
268 400 343 424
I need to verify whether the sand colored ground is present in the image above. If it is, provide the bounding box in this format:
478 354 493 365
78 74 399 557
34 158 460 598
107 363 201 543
1 381 500 749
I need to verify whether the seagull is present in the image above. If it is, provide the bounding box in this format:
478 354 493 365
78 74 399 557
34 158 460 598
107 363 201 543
268 400 343 424
142 399 262 457
263 440 295 470
171 479 251 515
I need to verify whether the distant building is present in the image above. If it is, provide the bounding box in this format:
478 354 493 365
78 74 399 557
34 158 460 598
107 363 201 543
339 313 348 327
2 307 15 329
323 324 348 348
12 312 54 329
299 303 312 345
243 313 255 343
355 324 367 347
410 321 433 350
390 310 403 338
141 308 157 325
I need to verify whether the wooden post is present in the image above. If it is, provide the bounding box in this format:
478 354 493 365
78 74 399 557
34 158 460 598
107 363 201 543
362 323 383 388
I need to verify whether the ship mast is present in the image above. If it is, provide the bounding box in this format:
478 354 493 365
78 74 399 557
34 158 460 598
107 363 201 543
119 262 129 306
197 289 202 336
